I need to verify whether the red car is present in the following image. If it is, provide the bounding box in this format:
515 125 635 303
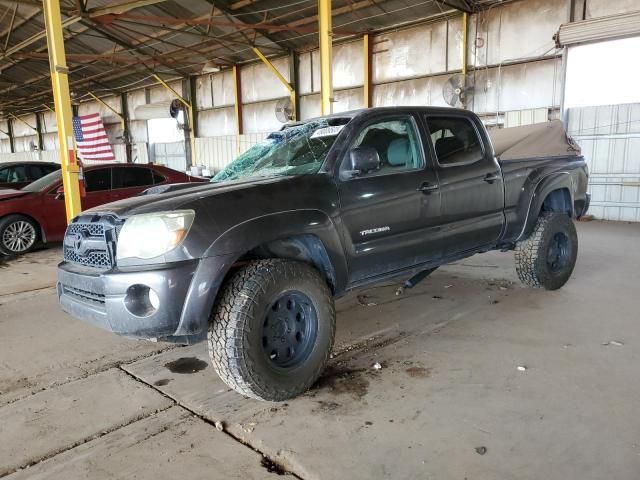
0 163 206 255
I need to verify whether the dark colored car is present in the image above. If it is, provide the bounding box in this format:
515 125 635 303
0 163 205 255
0 161 60 190
57 107 590 401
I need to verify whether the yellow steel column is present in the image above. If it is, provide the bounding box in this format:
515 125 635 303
232 64 243 153
43 0 82 221
363 32 372 108
318 0 333 115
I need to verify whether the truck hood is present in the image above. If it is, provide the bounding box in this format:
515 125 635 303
86 176 297 217
0 189 30 201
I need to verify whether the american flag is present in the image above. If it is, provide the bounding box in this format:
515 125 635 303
72 113 115 161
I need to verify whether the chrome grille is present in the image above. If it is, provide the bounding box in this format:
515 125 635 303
62 215 121 269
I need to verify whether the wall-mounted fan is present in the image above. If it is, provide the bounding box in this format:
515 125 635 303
275 97 294 123
443 73 475 108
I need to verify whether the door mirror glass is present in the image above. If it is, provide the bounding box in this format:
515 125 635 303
348 146 381 177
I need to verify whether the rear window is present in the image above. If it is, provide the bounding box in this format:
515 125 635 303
426 116 483 166
112 166 154 189
152 170 166 184
85 168 111 192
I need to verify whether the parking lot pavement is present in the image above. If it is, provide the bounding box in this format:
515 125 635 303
1 221 639 479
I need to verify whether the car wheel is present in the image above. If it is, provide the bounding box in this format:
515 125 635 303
0 215 39 256
208 259 335 401
515 213 578 290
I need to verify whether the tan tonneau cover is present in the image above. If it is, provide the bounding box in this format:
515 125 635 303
489 120 581 161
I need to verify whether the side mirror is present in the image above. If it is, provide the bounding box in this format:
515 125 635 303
55 186 64 200
347 146 380 177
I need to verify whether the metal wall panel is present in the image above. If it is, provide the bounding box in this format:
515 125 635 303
212 69 234 107
198 107 236 137
195 75 213 109
583 0 640 19
0 120 10 140
0 139 11 154
333 40 364 89
298 51 314 95
154 141 187 172
469 0 565 67
195 133 268 173
129 120 148 143
300 95 321 120
504 108 549 127
568 103 640 222
78 96 121 124
13 135 38 152
43 133 59 150
470 58 562 114
373 74 450 108
41 111 57 134
242 99 288 134
149 81 183 103
12 114 37 138
241 56 290 103
373 21 450 83
127 89 147 120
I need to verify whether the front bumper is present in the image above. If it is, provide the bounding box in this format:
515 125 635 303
57 254 236 342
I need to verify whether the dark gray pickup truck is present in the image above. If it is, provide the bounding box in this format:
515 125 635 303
57 107 589 400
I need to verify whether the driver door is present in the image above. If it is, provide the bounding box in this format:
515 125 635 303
337 114 442 283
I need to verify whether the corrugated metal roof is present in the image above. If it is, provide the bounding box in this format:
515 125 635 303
0 0 484 116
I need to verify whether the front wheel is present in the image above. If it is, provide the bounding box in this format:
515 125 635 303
515 213 578 290
208 259 335 401
0 215 39 256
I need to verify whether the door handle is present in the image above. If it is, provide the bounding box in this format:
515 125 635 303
484 173 500 184
417 182 439 194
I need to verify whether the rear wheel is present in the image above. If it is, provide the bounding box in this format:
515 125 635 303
515 213 578 290
208 259 335 401
0 215 39 256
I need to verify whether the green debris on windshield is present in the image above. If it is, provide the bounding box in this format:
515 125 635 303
213 118 348 183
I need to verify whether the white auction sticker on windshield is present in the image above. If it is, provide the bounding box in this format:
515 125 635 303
310 125 345 139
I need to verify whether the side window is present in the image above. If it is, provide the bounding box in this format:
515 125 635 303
28 164 46 180
112 167 154 189
43 165 60 175
152 171 166 184
85 168 111 192
5 166 28 183
426 116 483 166
346 117 424 178
0 167 8 183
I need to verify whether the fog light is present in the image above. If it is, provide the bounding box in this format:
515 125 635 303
124 284 158 317
148 288 160 310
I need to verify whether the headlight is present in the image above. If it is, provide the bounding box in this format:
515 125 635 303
117 210 195 261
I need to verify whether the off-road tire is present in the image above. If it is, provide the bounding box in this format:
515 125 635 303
515 213 578 290
208 259 335 401
0 215 39 256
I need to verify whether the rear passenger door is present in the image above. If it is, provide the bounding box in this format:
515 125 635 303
110 166 156 200
423 114 504 256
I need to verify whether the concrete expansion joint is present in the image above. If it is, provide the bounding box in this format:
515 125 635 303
4 399 174 477
117 365 304 479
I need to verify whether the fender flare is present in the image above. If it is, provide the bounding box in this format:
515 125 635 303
172 210 348 338
518 172 575 241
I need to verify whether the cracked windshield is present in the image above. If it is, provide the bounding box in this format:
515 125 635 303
212 119 349 182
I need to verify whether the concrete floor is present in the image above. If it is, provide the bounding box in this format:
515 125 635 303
0 221 638 479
